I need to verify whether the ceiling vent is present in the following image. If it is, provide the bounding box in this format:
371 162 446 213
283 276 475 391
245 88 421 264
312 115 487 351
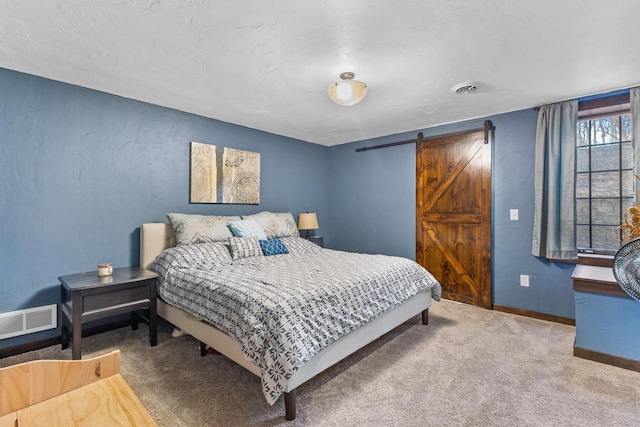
451 82 480 94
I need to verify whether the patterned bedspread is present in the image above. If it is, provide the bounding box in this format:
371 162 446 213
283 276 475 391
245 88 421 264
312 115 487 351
151 237 441 405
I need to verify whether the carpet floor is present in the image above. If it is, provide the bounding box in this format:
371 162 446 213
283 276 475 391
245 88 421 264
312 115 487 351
2 300 639 426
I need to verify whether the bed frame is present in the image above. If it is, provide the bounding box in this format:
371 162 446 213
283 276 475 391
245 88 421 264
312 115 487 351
140 223 431 421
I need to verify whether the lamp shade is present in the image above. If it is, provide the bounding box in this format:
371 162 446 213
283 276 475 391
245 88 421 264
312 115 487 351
298 212 319 230
327 72 368 106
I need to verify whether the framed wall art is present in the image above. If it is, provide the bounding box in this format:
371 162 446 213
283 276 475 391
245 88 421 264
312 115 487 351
190 142 260 204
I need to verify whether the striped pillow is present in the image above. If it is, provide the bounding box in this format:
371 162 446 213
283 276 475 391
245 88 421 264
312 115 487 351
228 236 264 260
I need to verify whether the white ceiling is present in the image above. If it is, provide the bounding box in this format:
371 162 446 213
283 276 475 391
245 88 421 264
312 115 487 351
1 1 639 146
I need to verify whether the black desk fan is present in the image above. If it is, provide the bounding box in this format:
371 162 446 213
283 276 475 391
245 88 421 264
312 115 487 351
613 238 640 302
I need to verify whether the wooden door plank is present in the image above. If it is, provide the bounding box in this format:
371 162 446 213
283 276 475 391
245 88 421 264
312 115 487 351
424 214 482 224
421 135 484 213
420 220 481 300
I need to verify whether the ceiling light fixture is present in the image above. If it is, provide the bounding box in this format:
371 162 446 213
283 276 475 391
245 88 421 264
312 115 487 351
327 72 368 106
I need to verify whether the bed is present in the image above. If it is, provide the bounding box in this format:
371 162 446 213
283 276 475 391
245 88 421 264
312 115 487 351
140 220 441 421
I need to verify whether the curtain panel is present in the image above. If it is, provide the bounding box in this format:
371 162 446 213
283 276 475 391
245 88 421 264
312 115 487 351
532 100 578 260
631 88 640 200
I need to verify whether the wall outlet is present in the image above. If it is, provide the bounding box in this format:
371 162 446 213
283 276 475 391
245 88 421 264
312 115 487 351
520 274 530 287
510 209 519 221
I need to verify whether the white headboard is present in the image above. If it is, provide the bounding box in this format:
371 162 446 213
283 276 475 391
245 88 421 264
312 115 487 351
140 223 177 269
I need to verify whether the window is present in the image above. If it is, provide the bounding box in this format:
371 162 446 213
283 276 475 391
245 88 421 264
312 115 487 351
576 96 633 253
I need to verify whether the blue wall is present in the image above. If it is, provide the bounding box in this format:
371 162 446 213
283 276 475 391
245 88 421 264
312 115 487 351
4 65 628 352
0 67 329 348
575 291 640 361
328 109 576 319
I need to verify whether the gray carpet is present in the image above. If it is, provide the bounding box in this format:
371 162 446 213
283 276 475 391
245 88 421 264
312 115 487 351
2 300 639 426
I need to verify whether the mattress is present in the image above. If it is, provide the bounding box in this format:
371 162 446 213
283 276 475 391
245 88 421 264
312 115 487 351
151 236 441 404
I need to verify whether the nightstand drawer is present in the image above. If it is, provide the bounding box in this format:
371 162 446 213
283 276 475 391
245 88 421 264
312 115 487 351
83 285 150 313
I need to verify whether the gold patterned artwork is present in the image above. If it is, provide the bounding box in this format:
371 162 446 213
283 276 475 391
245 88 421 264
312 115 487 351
190 142 218 203
222 147 261 204
190 142 260 204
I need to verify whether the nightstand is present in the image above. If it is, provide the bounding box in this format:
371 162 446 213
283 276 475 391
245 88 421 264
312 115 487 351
59 267 158 359
309 236 324 248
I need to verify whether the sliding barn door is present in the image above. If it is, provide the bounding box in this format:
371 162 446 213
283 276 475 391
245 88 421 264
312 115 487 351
416 129 492 308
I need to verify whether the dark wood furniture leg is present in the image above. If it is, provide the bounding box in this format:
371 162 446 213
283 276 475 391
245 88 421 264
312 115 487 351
200 342 207 357
61 323 70 350
421 309 429 325
71 293 82 360
131 312 139 330
284 390 296 421
149 284 157 346
61 286 70 350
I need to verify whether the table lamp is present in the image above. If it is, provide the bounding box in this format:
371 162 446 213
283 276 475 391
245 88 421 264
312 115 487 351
298 212 319 240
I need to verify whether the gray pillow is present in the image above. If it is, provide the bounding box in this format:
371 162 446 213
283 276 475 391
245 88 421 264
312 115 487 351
166 213 240 245
228 236 264 260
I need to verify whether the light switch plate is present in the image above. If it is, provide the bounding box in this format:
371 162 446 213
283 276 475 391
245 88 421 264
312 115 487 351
510 209 519 221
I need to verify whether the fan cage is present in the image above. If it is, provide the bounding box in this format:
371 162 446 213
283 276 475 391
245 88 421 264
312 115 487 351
612 238 640 302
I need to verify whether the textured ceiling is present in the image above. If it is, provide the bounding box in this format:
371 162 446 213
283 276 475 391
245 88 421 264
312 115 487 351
1 1 639 146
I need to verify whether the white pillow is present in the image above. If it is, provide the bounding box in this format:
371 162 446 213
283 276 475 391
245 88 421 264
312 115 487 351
241 211 299 239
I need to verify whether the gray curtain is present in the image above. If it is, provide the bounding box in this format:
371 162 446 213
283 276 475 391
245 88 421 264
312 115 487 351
532 100 578 260
631 88 640 197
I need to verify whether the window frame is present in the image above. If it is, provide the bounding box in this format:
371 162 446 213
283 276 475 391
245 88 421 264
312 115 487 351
576 94 632 255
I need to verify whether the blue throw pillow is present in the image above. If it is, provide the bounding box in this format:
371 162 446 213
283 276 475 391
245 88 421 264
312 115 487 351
228 219 267 240
259 238 289 256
